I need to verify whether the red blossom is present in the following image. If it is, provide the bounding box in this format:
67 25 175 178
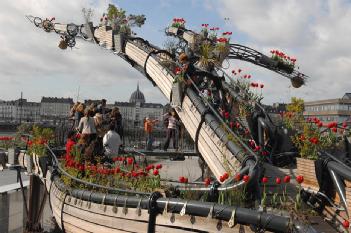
184 177 188 183
261 177 268 183
276 177 281 184
127 157 134 165
204 178 211 187
114 167 120 174
260 84 264 88
223 172 229 180
235 173 241 182
283 175 291 183
331 127 337 133
342 121 347 128
156 164 162 169
343 220 350 228
219 176 225 182
179 176 186 183
230 122 234 128
224 112 230 119
243 175 250 183
296 175 304 184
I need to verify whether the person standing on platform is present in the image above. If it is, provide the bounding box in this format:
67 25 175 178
144 117 158 151
163 109 179 151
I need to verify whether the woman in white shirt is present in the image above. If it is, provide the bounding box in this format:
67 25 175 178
77 109 97 143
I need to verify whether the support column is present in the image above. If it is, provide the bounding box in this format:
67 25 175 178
25 175 44 233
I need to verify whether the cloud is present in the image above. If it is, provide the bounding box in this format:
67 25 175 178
214 0 351 104
0 0 166 104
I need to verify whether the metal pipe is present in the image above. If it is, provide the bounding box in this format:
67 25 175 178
328 168 348 214
327 161 351 181
53 175 291 233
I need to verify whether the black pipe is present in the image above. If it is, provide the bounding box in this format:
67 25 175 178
327 161 351 181
327 168 348 212
52 175 291 233
148 192 163 233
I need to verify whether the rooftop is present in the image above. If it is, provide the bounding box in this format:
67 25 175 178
41 97 74 104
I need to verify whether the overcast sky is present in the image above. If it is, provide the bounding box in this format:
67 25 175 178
0 0 350 104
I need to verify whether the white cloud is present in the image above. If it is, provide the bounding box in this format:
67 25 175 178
214 0 351 104
0 0 167 104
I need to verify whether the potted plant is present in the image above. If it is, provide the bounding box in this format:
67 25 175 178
284 98 340 192
197 42 215 71
167 18 186 35
270 50 296 74
27 125 54 177
101 4 146 52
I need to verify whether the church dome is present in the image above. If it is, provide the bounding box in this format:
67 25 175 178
129 84 145 104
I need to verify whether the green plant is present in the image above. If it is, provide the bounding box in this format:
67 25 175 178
27 125 54 157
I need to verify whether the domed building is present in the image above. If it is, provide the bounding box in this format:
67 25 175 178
129 84 145 104
114 84 164 127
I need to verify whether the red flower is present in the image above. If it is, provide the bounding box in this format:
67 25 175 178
309 137 319 145
156 164 162 169
260 84 264 88
114 167 120 174
219 176 225 182
342 121 347 128
343 219 350 228
230 122 234 128
299 134 306 141
296 175 304 184
184 177 188 183
204 178 211 187
127 157 134 165
27 140 33 147
235 122 240 129
235 173 241 182
132 171 138 177
261 177 268 183
238 69 242 73
179 176 185 183
247 75 251 79
331 127 337 133
283 175 291 183
175 67 182 75
223 172 229 180
317 122 323 128
275 177 281 184
224 112 230 119
153 169 159 176
243 175 250 183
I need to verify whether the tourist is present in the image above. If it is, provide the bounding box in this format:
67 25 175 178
144 117 158 151
97 99 111 119
69 102 79 128
103 123 122 158
74 103 85 129
163 109 179 151
65 131 76 161
110 107 124 140
77 109 97 144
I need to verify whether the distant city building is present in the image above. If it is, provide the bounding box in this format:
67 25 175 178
0 99 40 123
40 97 74 122
303 93 351 123
114 84 164 127
263 103 287 113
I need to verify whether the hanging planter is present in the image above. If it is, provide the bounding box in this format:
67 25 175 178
113 33 125 54
291 76 305 88
276 60 294 74
296 158 319 191
167 26 179 35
